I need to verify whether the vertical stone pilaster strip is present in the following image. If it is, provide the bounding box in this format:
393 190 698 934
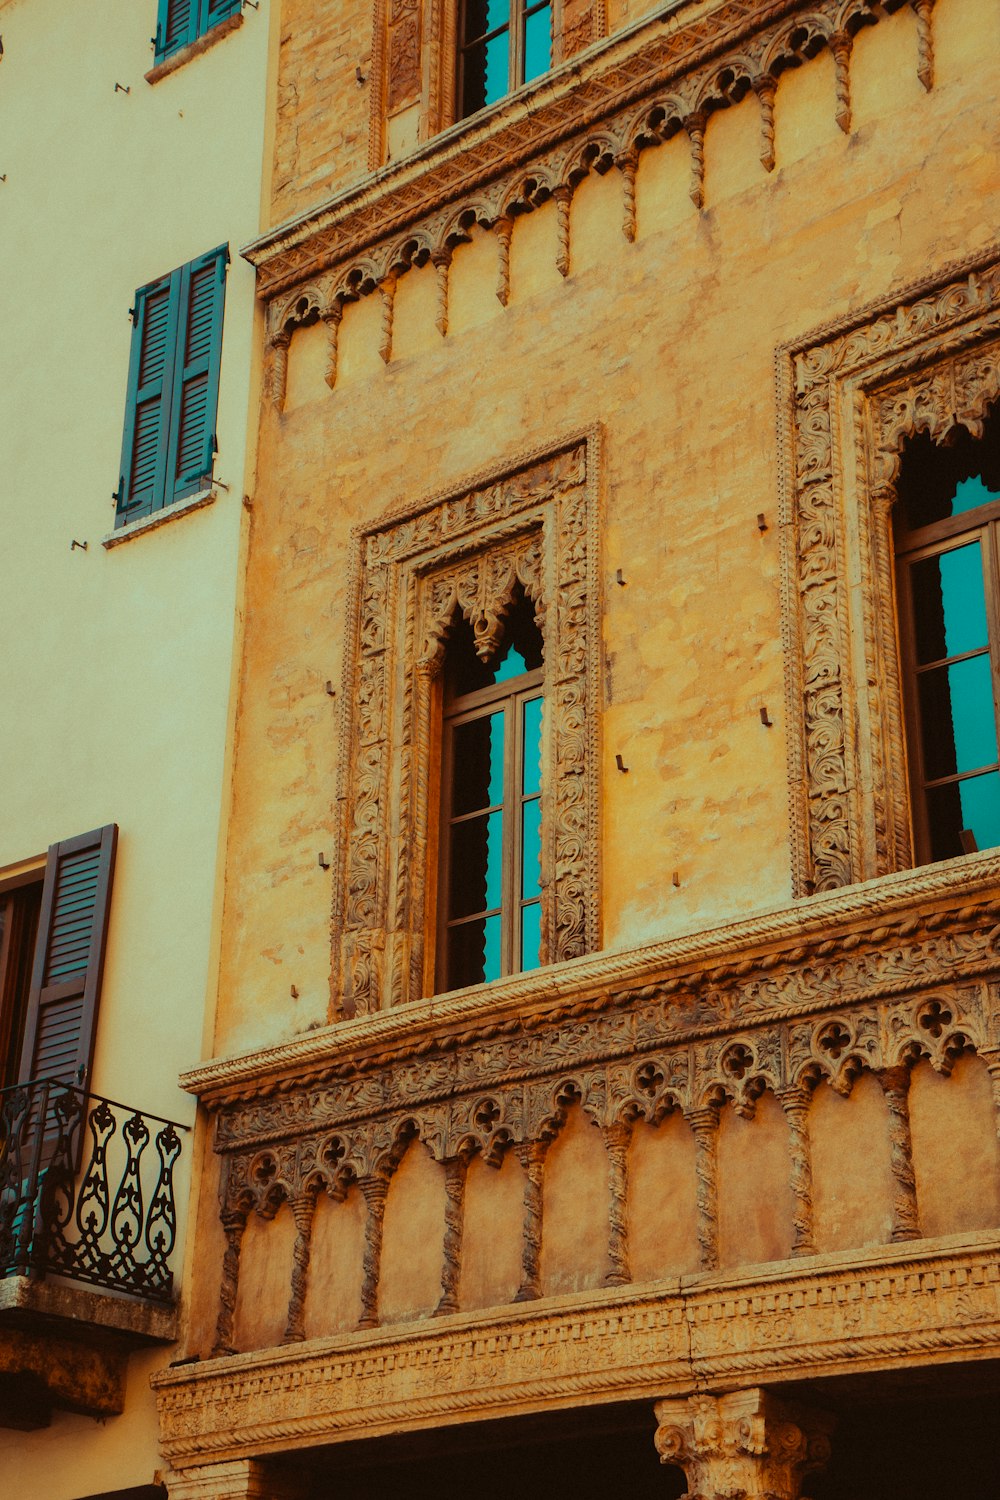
323 304 343 390
913 0 935 91
983 1054 1000 1197
779 1085 816 1257
604 1123 632 1286
435 1156 468 1315
554 187 572 278
282 1193 316 1344
358 1174 390 1328
267 332 290 413
495 217 513 306
432 249 452 337
212 1209 248 1357
831 33 853 134
755 76 777 172
688 1106 720 1271
880 1065 920 1242
686 114 706 209
378 275 397 364
618 151 638 242
513 1140 546 1302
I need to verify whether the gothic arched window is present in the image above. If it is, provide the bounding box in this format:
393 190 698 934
437 587 544 991
894 409 1000 863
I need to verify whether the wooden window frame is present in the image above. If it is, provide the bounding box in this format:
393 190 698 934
438 664 544 990
116 245 229 528
455 0 552 121
894 495 1000 866
0 868 44 1091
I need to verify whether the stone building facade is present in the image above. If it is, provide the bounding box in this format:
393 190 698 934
154 0 1000 1495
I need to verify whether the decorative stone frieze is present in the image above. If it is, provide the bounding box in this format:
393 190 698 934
153 1238 1000 1468
653 1388 834 1500
780 248 1000 894
248 0 942 365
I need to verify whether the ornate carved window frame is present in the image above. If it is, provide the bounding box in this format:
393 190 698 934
332 431 602 1017
781 248 1000 896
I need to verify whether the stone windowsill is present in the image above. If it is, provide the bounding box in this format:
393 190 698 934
0 1274 177 1344
101 487 217 549
145 12 243 86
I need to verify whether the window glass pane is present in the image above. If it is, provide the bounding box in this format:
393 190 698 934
461 29 509 115
918 655 998 780
521 900 542 973
452 712 504 815
449 810 503 918
447 913 502 989
951 474 1000 518
462 0 508 43
521 797 542 900
926 770 1000 862
523 2 551 84
911 542 988 665
522 696 542 795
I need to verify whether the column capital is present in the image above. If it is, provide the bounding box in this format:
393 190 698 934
653 1388 834 1500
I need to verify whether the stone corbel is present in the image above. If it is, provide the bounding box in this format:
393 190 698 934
653 1388 835 1500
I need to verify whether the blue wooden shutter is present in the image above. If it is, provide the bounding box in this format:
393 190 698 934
155 0 197 60
117 270 181 523
203 0 242 24
167 245 228 504
18 826 118 1089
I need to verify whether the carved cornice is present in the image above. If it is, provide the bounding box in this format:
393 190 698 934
154 1236 1000 1466
186 849 1000 1107
245 0 940 304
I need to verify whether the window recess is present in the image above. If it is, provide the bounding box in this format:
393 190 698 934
457 0 552 119
153 0 241 65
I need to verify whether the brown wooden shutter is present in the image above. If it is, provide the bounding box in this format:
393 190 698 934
18 825 118 1088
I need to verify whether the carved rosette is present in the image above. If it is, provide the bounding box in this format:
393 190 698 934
332 435 601 1016
783 256 1000 894
653 1389 834 1500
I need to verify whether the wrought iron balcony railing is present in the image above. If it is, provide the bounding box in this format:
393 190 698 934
0 1078 187 1303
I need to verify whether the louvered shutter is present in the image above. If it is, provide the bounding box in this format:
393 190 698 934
155 0 197 61
203 0 242 22
18 826 118 1089
167 245 229 504
116 271 180 523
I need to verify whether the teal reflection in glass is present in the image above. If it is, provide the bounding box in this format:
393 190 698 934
452 711 505 815
927 770 1000 861
521 901 542 973
523 3 551 83
494 642 529 682
521 797 541 899
912 543 987 665
448 913 503 988
450 809 504 917
950 475 1000 519
919 655 998 780
522 696 542 795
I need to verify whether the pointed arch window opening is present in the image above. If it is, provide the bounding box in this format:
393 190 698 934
438 586 545 992
894 404 1000 864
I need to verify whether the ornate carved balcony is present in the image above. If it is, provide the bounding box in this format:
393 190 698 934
154 854 1000 1472
0 1079 186 1427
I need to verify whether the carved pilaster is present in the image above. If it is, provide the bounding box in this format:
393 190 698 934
323 303 343 390
432 248 451 337
281 1193 315 1344
378 274 397 363
358 1174 390 1328
266 332 290 413
604 1123 631 1286
688 1105 720 1272
755 76 777 173
913 0 935 91
435 1155 468 1316
879 1065 920 1242
778 1084 816 1257
686 114 706 210
212 1208 248 1357
554 186 572 278
513 1140 546 1302
830 32 853 134
495 217 513 306
164 1459 309 1500
618 151 638 243
653 1389 834 1500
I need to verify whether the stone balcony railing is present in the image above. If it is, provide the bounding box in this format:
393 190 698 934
154 853 1000 1469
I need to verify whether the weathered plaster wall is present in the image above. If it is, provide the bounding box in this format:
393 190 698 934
0 0 272 1491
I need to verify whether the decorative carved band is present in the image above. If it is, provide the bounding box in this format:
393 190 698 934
780 249 1000 894
332 432 602 1016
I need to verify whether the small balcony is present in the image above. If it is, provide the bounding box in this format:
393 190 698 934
0 1078 187 1428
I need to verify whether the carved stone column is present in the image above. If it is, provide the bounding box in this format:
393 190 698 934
688 1105 721 1272
435 1155 469 1316
282 1191 316 1344
879 1064 920 1242
513 1139 546 1302
358 1173 390 1329
604 1122 632 1286
653 1389 834 1500
165 1458 308 1500
778 1084 816 1257
212 1207 248 1357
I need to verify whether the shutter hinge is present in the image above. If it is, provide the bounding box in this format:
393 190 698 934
128 305 137 324
151 26 161 51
